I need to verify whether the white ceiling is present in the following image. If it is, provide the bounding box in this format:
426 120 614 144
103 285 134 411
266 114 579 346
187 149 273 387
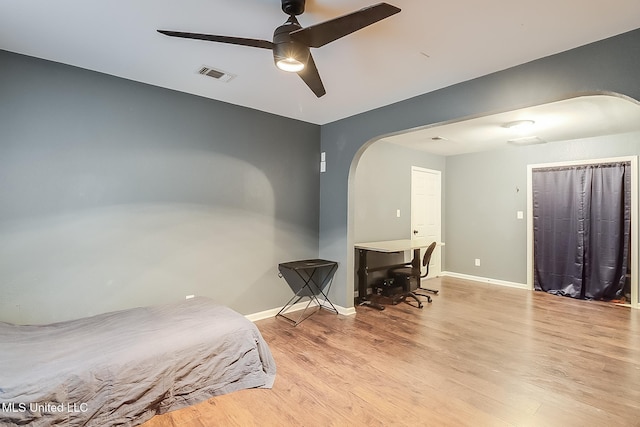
380 95 640 156
1 1 639 125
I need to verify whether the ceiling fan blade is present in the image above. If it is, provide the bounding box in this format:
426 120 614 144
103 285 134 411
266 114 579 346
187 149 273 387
289 3 401 48
297 53 326 97
157 30 274 50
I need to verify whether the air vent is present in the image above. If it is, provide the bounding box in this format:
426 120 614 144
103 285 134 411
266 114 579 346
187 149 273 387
197 66 235 83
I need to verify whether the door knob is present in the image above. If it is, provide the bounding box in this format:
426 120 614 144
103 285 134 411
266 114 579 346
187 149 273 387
413 230 418 235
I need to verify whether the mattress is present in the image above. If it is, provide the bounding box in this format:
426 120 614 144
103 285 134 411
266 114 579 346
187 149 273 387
0 297 276 426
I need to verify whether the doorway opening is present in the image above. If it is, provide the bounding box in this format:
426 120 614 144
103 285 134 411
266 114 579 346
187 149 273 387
346 93 640 309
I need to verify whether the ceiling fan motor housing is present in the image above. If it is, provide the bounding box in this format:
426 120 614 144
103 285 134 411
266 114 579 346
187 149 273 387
273 18 309 70
281 0 305 16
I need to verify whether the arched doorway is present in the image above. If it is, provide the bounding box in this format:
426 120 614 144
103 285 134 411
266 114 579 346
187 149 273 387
348 93 640 308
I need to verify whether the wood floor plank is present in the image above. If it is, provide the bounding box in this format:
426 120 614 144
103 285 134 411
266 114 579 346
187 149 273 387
143 277 640 426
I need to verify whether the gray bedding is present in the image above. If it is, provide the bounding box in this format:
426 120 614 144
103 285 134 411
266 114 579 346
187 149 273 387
0 297 276 426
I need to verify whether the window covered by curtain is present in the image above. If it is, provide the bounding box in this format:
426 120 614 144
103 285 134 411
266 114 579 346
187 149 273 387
533 162 631 300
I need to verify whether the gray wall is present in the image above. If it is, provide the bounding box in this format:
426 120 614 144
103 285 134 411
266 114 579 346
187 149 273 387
353 141 446 293
0 50 320 324
445 131 640 284
3 28 639 323
353 124 640 287
320 28 640 307
353 141 446 243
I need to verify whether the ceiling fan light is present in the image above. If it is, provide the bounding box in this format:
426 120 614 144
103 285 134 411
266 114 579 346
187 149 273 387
276 57 305 72
273 38 309 73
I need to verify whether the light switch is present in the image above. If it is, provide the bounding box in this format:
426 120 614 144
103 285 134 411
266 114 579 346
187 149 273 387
396 209 401 218
517 211 524 219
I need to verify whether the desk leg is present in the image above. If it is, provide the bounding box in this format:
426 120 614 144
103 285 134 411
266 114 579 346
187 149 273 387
412 248 421 289
357 249 367 302
357 249 385 310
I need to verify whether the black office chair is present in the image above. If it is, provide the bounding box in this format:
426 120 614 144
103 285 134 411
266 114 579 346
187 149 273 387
388 241 438 307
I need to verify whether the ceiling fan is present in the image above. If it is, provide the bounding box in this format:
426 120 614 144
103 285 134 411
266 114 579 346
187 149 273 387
157 0 401 97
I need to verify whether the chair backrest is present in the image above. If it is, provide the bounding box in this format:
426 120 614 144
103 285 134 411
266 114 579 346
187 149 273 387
422 241 437 269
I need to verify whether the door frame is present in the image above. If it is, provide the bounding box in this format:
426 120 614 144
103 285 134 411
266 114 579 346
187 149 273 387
526 156 638 308
411 166 442 277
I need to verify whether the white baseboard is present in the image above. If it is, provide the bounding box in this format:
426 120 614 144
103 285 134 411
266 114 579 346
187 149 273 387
245 299 356 322
246 273 528 322
440 271 529 290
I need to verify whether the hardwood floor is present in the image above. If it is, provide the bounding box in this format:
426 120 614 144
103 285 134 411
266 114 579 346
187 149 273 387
143 277 640 426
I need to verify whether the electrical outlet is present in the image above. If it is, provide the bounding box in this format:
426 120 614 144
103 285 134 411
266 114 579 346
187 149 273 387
474 259 481 267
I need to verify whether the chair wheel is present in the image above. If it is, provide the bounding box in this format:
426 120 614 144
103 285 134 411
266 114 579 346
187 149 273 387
427 296 432 303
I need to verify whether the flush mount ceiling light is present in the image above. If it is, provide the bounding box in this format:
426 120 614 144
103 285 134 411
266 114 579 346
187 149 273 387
503 119 536 131
507 136 546 146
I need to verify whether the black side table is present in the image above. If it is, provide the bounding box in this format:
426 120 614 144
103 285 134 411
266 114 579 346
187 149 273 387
276 259 339 326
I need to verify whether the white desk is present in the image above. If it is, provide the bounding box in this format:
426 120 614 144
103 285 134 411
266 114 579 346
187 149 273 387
355 238 434 253
354 239 435 309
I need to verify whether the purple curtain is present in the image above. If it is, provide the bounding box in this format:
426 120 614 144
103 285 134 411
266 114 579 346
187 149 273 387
533 162 631 300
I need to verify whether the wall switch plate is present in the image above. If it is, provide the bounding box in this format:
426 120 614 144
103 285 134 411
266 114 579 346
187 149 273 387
186 295 195 300
475 259 481 267
396 209 401 217
517 210 524 219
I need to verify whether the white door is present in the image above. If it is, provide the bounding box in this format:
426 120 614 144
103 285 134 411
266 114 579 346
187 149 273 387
411 166 442 277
